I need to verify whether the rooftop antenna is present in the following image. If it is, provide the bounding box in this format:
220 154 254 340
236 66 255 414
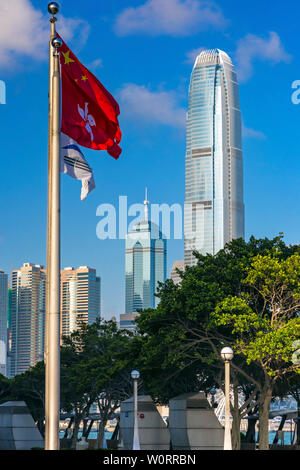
144 187 149 222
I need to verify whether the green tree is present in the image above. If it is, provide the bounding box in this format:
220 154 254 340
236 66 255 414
10 362 45 436
0 373 11 404
289 375 300 445
134 236 299 450
61 318 134 448
211 252 300 449
60 336 96 448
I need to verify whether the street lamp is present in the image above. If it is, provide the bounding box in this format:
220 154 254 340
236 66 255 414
221 347 234 450
131 370 140 450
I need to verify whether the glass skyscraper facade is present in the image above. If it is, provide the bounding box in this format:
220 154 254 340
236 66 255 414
184 49 244 266
125 204 167 314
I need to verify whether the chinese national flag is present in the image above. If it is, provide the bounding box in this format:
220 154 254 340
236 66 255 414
58 35 122 159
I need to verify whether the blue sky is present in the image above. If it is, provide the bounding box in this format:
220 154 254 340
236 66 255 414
0 0 299 318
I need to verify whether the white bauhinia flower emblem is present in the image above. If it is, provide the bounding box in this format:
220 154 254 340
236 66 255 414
78 102 96 142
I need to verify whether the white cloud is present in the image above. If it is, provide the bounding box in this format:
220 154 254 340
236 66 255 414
114 0 227 37
60 17 90 51
242 124 266 140
88 59 103 70
119 84 186 128
0 0 90 69
185 47 207 64
235 32 291 82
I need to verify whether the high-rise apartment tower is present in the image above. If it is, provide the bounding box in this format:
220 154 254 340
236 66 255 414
60 266 101 339
10 263 46 376
0 271 8 376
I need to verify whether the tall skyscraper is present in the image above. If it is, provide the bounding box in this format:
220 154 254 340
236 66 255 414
125 193 167 314
184 49 244 266
10 263 46 377
0 271 8 376
60 266 101 338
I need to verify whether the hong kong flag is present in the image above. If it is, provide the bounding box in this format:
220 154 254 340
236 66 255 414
58 35 122 159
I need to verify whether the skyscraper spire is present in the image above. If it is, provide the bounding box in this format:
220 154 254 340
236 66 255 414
144 187 149 222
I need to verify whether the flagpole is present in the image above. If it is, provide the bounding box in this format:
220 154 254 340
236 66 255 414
45 5 56 449
45 2 62 451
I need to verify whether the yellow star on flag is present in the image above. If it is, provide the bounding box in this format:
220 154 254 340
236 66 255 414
81 75 88 81
62 50 75 66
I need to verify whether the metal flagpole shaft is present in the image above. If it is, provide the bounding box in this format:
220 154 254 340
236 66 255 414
46 39 61 451
45 2 62 451
45 13 56 450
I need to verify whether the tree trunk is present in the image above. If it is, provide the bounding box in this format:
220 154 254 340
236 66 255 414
82 418 88 438
231 379 241 450
258 388 272 450
245 417 257 443
71 414 82 449
97 419 106 449
231 410 241 450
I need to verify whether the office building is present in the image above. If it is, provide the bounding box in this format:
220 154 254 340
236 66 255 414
125 194 167 314
184 49 244 266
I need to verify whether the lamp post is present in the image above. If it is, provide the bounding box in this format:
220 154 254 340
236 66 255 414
131 370 140 450
221 347 234 450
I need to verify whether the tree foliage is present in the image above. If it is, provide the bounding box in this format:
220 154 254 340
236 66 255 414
134 236 300 449
9 362 45 436
4 236 299 451
60 318 134 448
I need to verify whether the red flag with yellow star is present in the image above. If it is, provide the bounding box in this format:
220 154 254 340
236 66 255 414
58 35 122 159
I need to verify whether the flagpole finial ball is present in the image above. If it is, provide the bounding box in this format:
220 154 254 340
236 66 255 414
48 2 60 15
52 37 63 49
